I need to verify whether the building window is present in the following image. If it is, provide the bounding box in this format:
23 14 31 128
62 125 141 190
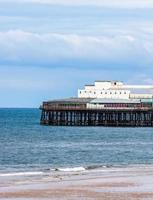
80 91 81 94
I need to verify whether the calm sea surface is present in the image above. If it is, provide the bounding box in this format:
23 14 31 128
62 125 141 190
0 108 153 173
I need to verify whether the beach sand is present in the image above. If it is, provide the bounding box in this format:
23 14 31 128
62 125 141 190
1 166 153 200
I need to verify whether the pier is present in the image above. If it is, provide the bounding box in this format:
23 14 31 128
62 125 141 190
40 81 153 127
40 98 153 127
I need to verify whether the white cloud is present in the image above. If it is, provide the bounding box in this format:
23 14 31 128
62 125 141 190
0 30 152 67
2 0 153 8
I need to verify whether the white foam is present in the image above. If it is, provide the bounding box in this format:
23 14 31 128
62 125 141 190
57 167 86 172
0 171 43 177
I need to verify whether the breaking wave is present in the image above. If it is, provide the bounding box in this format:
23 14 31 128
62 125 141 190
55 167 86 172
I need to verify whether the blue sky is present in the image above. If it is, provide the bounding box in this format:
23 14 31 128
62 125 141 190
1 0 153 107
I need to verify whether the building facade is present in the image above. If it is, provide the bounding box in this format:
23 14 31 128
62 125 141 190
78 81 153 100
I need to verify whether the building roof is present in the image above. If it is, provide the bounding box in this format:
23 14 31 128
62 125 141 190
85 84 94 86
95 80 122 83
44 98 153 105
45 98 93 104
141 99 153 103
95 80 111 82
90 98 141 104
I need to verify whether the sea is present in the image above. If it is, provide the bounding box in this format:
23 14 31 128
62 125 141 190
0 108 153 176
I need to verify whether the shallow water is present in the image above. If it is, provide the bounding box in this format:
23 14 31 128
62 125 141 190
0 108 153 173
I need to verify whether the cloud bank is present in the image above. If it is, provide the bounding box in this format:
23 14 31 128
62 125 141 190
0 30 152 68
2 0 153 8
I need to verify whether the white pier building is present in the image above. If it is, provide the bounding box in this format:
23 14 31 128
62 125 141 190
78 81 153 100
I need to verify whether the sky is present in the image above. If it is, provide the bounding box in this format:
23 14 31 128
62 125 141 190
1 0 153 107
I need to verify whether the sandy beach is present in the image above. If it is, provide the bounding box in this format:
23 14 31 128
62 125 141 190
1 166 153 200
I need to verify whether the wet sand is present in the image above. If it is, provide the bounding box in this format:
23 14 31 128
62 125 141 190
1 166 153 199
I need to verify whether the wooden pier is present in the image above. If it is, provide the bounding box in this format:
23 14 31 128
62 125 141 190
40 98 153 127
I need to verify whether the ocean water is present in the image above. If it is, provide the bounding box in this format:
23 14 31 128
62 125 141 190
0 108 153 174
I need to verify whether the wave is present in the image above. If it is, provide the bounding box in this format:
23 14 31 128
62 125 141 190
49 165 112 172
0 165 114 176
86 165 111 170
55 167 86 172
0 171 44 177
